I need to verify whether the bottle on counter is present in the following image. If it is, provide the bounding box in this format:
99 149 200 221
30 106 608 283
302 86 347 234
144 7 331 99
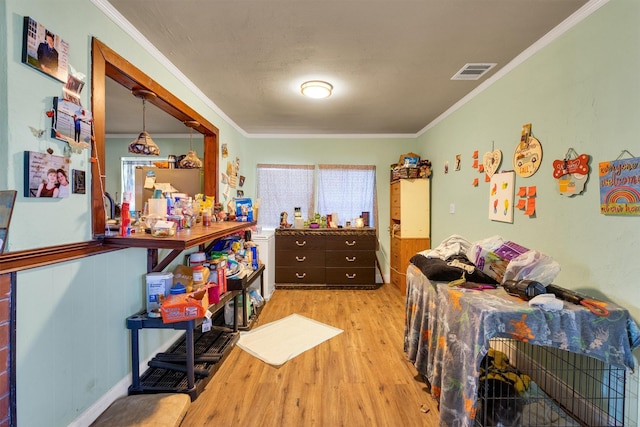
120 193 131 236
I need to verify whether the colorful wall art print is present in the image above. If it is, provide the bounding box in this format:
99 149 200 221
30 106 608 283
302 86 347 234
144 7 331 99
488 171 515 223
599 157 640 216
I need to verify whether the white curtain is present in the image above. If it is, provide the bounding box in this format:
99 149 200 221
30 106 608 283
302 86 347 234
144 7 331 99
317 164 377 229
256 164 315 228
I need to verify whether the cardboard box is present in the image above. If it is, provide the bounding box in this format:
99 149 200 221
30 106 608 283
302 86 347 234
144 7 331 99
470 241 529 283
160 289 209 324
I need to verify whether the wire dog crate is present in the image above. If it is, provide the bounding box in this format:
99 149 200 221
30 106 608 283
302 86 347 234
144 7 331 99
474 338 627 427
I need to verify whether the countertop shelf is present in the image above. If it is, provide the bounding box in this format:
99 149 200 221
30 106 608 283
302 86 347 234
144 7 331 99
104 221 255 272
103 221 255 250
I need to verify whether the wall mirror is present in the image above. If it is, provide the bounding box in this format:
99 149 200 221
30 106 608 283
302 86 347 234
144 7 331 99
91 38 219 237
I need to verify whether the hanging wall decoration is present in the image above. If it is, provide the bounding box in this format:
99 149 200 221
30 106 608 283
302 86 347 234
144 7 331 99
488 171 515 223
513 123 543 178
23 151 70 198
22 17 70 83
72 169 86 194
483 149 502 178
552 148 590 196
599 152 640 216
51 97 92 152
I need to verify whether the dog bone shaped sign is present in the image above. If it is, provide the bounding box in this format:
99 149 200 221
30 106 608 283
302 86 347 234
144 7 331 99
482 150 502 177
552 154 590 179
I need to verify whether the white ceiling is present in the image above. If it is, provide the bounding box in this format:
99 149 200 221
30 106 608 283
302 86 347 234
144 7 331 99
102 0 592 136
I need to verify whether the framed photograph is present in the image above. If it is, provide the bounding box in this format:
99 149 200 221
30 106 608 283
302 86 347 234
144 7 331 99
63 74 85 105
51 97 92 150
0 191 17 254
72 169 86 194
24 151 70 198
22 16 69 83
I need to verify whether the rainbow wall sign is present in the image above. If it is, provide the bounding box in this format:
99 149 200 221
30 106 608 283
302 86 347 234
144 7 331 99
599 157 640 216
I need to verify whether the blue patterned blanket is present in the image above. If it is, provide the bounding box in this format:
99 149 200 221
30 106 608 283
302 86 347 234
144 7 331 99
404 262 640 427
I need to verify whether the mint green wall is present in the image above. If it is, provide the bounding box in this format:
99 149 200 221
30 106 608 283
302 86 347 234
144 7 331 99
243 137 419 273
3 0 242 251
418 0 640 325
0 4 7 190
3 0 640 425
1 1 246 425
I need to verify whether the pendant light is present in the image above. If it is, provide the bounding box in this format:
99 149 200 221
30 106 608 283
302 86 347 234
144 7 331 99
179 120 203 168
128 88 160 156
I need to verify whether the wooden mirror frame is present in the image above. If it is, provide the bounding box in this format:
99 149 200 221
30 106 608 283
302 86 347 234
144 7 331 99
90 38 219 237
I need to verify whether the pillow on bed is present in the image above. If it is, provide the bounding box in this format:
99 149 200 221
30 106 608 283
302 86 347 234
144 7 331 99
410 254 498 284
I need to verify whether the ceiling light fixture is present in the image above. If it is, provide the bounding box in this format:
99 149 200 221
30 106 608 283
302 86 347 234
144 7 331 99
301 80 333 99
179 120 203 169
128 88 160 156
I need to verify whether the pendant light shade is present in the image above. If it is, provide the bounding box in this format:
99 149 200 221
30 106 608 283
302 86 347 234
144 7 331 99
180 120 203 169
128 89 160 156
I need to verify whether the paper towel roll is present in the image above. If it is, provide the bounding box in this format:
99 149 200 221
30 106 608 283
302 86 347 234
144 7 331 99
148 198 167 216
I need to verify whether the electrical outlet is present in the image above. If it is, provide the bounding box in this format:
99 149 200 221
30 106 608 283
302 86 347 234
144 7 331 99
449 203 455 214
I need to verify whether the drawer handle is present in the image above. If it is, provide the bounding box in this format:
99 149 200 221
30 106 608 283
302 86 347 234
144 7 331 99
295 240 307 247
345 256 356 262
346 273 357 279
296 273 306 279
345 240 356 246
296 256 306 262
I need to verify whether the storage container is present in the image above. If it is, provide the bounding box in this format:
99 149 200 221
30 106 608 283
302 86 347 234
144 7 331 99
224 295 251 326
146 272 173 318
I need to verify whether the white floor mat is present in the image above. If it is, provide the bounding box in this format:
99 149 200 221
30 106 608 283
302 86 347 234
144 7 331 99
237 313 343 366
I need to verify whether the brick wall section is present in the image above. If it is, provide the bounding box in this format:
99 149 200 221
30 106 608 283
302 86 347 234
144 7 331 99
0 274 10 427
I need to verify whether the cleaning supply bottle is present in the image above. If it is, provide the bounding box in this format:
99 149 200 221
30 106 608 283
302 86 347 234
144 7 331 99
120 193 131 236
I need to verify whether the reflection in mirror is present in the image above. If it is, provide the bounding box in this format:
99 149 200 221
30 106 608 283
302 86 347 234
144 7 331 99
91 38 218 237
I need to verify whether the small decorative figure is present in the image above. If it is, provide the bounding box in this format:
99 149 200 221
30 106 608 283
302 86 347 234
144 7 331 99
280 211 291 228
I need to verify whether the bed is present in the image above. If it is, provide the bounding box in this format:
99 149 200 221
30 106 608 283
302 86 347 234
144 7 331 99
404 254 640 427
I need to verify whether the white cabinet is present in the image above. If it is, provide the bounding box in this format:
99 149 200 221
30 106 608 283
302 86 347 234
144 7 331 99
253 229 275 300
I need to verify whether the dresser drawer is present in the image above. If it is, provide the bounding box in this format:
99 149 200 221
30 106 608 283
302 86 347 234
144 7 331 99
390 250 400 270
390 235 401 252
390 206 401 221
276 250 325 267
325 234 376 251
326 267 375 285
275 267 325 284
325 251 375 268
390 181 401 206
275 235 325 251
390 269 403 290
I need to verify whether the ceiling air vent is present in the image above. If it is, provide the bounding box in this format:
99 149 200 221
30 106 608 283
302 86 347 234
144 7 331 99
451 63 497 81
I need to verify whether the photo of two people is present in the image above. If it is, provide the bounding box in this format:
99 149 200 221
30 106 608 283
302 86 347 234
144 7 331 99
24 152 70 199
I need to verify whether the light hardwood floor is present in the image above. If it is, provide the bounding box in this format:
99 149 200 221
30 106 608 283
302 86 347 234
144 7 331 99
180 283 440 426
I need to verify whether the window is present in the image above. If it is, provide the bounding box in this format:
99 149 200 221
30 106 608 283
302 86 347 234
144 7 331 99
256 164 314 228
317 164 376 228
256 164 376 230
121 157 168 212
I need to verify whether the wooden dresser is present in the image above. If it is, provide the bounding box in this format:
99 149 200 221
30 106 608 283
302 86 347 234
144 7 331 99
275 228 377 288
390 179 430 294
